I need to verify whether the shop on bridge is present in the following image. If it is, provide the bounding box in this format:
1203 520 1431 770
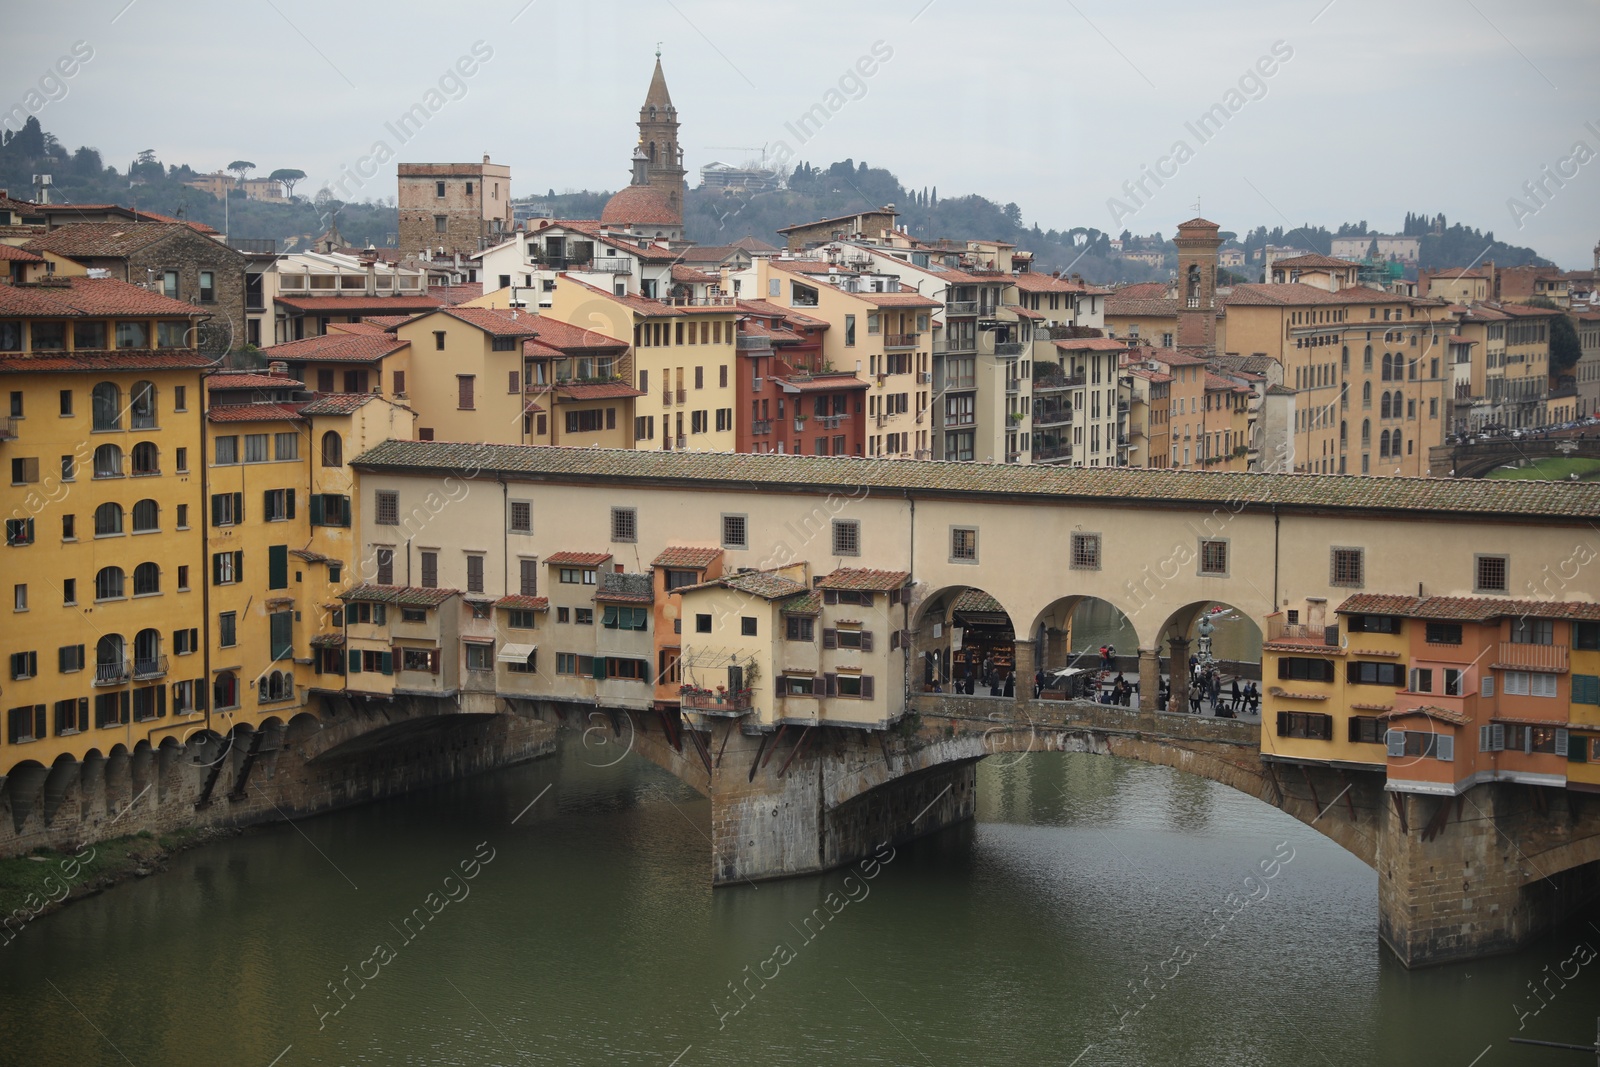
925 589 1016 695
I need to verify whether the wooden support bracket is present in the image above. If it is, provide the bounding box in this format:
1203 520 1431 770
775 725 814 779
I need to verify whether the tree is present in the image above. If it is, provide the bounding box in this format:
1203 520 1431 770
227 160 256 186
268 167 306 199
3 116 46 158
1529 297 1582 374
71 146 102 176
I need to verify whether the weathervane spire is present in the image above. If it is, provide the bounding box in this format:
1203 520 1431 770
655 41 662 59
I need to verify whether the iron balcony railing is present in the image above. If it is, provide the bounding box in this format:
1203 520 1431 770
1032 440 1072 462
1032 401 1072 428
944 301 978 316
1033 373 1086 393
751 419 773 435
815 414 846 430
883 332 920 349
133 655 168 680
94 660 130 685
934 337 976 355
681 690 752 713
737 335 770 351
994 342 1027 357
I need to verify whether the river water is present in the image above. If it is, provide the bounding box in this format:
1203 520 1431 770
2 740 1597 1066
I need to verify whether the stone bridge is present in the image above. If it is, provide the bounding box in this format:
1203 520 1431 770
1429 433 1600 478
520 693 1600 968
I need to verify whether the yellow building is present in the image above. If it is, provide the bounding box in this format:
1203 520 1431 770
547 277 738 452
389 307 543 443
0 277 211 768
1496 304 1558 429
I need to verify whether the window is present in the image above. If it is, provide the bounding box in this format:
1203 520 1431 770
1503 671 1558 698
602 606 649 630
420 551 438 588
559 568 596 585
115 322 147 349
211 492 243 526
174 446 188 473
214 435 238 465
62 578 75 604
244 434 269 463
510 501 532 533
375 491 399 525
133 562 160 596
1475 554 1508 593
557 607 570 623
10 456 38 484
309 493 351 528
173 385 186 412
1425 622 1462 645
741 617 758 636
10 650 37 679
696 613 712 633
1070 533 1101 571
1330 548 1363 588
162 270 179 299
199 271 214 302
174 628 198 655
5 517 34 546
213 672 239 711
1509 619 1554 646
492 336 517 352
436 180 446 197
1347 661 1404 686
62 514 75 540
435 215 448 232
1199 539 1228 576
466 555 484 594
832 519 860 557
458 375 475 410
611 507 637 543
1574 622 1600 651
1444 669 1462 697
403 647 439 672
274 432 299 461
950 526 977 563
1409 668 1433 693
1277 658 1335 682
845 314 856 346
92 444 120 478
263 489 295 522
722 513 747 550
55 697 88 735
1573 675 1600 706
270 611 293 660
1346 614 1399 634
1387 730 1454 761
8 705 45 744
508 609 537 629
786 616 815 641
1276 712 1333 740
1348 716 1384 744
518 558 538 596
375 547 394 585
218 612 236 648
95 566 125 600
574 608 593 626
212 550 243 585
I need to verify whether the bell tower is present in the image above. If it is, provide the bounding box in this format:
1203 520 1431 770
1174 217 1223 353
636 49 686 218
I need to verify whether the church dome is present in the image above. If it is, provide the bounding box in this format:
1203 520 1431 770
601 184 679 227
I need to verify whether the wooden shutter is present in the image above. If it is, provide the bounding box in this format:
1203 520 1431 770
380 651 393 676
285 490 295 520
349 649 362 673
1321 660 1334 682
268 545 287 590
1278 659 1291 680
860 675 874 699
520 559 537 596
860 630 874 652
890 630 901 651
606 407 616 430
1436 735 1454 761
212 552 223 586
459 376 474 409
233 492 243 522
1385 730 1404 757
194 684 206 711
309 494 324 526
1555 729 1569 758
429 648 441 674
509 371 520 393
593 657 607 679
823 628 837 649
824 673 837 696
233 550 244 582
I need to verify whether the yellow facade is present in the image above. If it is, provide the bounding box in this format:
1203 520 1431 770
391 309 537 444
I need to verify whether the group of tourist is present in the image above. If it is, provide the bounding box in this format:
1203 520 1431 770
1155 657 1259 717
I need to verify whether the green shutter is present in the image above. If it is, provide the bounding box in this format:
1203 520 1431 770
380 651 393 675
1574 674 1600 706
270 612 293 660
593 657 607 679
602 606 619 627
268 545 288 590
349 649 362 673
309 494 324 526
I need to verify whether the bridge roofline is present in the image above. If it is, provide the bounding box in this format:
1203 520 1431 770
352 440 1600 523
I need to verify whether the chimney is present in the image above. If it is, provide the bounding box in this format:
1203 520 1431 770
268 361 289 378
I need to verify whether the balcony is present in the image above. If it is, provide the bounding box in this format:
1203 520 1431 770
994 341 1027 357
1005 379 1020 395
815 413 846 430
737 335 770 351
1032 401 1072 428
676 388 687 404
1006 451 1021 463
751 377 764 392
945 301 978 316
676 434 687 449
133 655 169 680
1267 616 1338 646
752 419 773 435
94 660 130 686
935 337 977 355
586 257 633 275
661 295 736 307
0 416 15 440
1494 642 1569 673
681 689 752 714
883 332 920 349
943 413 975 428
1032 440 1073 463
534 255 591 271
662 390 673 406
1033 372 1085 394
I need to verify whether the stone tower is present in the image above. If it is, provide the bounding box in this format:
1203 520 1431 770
637 54 686 219
1174 217 1223 352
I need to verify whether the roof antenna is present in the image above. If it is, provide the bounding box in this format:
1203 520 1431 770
656 41 662 59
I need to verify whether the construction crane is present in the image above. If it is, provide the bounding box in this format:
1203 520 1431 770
705 144 769 167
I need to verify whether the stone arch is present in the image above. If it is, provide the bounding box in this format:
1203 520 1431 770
1152 600 1265 714
1 759 48 833
913 584 1017 695
1028 594 1141 695
41 754 79 825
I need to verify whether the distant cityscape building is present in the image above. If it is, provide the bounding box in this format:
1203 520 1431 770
396 155 512 257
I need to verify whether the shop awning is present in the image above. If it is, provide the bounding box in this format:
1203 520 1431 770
497 643 537 664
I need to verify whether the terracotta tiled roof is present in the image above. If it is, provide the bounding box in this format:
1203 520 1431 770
595 589 654 604
781 590 821 615
683 571 808 600
362 315 413 330
289 548 338 563
298 393 377 415
24 222 183 258
428 283 484 306
0 276 207 318
415 306 542 336
601 184 679 226
652 546 723 569
1205 372 1250 393
1428 267 1491 280
554 382 645 400
351 442 1600 521
1010 272 1096 293
774 373 869 393
736 299 829 329
208 372 304 389
1013 306 1045 320
1105 296 1179 318
263 333 409 364
309 633 345 648
496 595 549 611
1380 705 1471 726
1225 283 1410 307
276 295 441 313
671 264 718 284
546 551 611 567
516 315 628 352
952 588 1005 614
340 583 459 607
325 320 391 336
0 350 215 373
206 402 304 423
1114 282 1171 299
1053 337 1128 352
1494 303 1561 318
818 568 910 591
0 244 44 262
1338 593 1600 622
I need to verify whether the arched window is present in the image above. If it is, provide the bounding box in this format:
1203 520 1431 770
130 381 156 428
1381 354 1391 381
1340 421 1347 444
131 441 159 475
95 502 124 536
1362 382 1371 408
1340 384 1349 410
1407 398 1416 419
93 443 123 478
92 382 122 430
1393 430 1403 456
214 671 239 710
1408 359 1417 380
1341 346 1349 372
1380 430 1391 458
95 634 125 682
320 431 343 468
1380 393 1391 419
95 566 125 600
133 562 160 595
132 499 159 532
133 628 161 675
1363 345 1372 371
1361 419 1371 445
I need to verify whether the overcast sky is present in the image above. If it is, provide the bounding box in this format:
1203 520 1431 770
6 0 1598 268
